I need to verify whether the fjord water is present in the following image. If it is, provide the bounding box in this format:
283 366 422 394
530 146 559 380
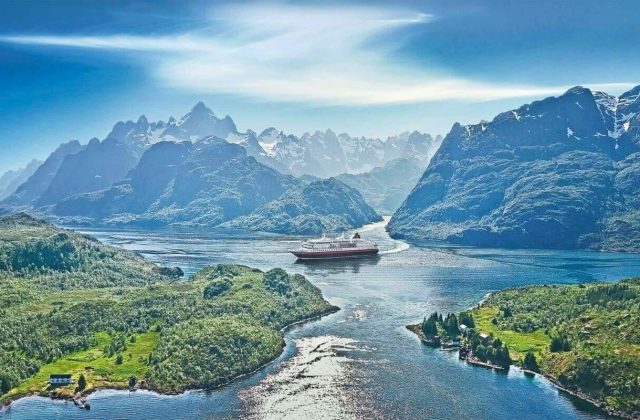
5 221 640 419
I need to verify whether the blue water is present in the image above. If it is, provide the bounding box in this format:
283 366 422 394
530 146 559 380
3 221 640 419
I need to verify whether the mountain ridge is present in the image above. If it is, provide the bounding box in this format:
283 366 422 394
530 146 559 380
2 101 440 212
388 85 640 252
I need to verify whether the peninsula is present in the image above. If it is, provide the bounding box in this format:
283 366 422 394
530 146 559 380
0 213 337 406
408 278 640 419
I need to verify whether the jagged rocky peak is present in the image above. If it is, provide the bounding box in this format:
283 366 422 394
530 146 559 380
259 127 280 138
173 101 238 140
87 137 101 147
449 85 619 152
105 113 160 147
257 127 284 147
1 140 85 206
178 102 216 126
0 159 44 201
189 100 212 114
619 85 640 107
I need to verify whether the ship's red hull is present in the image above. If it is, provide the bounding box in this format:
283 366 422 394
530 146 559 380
290 248 379 260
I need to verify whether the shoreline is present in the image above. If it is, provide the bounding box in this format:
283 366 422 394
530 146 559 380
1 305 339 413
406 313 632 420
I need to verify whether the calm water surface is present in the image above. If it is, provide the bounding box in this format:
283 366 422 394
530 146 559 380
4 220 640 419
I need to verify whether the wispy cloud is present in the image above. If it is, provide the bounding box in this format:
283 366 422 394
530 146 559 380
1 3 635 105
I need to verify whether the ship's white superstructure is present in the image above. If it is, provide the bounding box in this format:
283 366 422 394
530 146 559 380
290 232 379 259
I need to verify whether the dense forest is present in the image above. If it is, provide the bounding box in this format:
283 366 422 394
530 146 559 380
0 213 336 402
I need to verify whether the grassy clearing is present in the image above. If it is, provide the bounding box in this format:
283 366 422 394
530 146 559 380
4 331 159 400
472 306 551 361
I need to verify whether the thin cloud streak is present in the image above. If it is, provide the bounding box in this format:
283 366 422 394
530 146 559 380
0 4 635 105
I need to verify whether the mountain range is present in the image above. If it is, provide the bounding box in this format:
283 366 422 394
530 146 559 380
388 85 640 252
11 102 438 201
0 102 437 234
4 85 639 249
247 128 441 178
53 138 297 226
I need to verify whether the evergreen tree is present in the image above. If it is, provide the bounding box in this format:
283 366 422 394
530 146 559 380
421 312 439 336
459 311 475 328
77 374 87 390
523 351 539 372
550 335 571 352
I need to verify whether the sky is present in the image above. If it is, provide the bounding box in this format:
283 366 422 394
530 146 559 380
1 0 639 173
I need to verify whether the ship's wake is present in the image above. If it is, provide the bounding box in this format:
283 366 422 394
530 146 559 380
379 240 410 255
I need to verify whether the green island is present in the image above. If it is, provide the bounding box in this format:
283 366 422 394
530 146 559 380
408 279 640 419
0 213 337 406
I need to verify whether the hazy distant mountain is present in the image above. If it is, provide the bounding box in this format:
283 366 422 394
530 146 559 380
247 128 441 178
2 141 84 206
336 157 426 214
36 138 141 206
221 178 382 235
52 137 383 233
1 100 437 234
3 102 240 208
0 159 42 200
53 138 299 227
388 85 640 252
226 130 291 174
160 101 237 141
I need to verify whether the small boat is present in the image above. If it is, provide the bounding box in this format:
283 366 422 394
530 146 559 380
290 232 379 260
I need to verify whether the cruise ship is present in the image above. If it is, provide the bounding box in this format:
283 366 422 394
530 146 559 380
290 232 379 260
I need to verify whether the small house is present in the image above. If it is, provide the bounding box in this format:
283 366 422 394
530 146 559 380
459 324 469 332
49 374 73 385
478 333 490 342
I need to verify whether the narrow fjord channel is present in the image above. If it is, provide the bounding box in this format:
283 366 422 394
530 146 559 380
5 220 640 419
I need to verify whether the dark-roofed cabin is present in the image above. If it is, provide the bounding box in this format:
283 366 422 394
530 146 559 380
49 374 73 385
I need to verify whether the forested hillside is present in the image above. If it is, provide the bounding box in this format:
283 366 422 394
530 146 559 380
0 214 335 402
410 278 640 418
471 279 640 416
460 278 640 416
